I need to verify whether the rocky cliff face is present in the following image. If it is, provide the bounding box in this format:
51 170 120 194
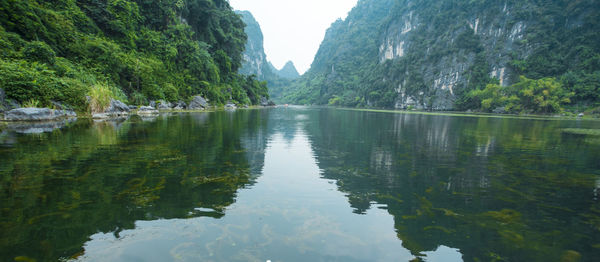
381 1 533 110
236 10 298 103
282 0 600 110
236 11 274 79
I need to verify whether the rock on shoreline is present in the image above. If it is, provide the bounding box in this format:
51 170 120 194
4 108 76 121
188 96 209 110
137 106 159 115
92 99 131 119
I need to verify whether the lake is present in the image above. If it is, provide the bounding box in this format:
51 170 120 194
1 107 599 261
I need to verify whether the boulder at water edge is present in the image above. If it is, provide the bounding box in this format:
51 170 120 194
4 108 76 121
260 96 276 107
224 102 237 110
106 99 131 114
173 101 187 110
188 96 209 109
138 106 159 115
92 99 130 119
157 100 172 110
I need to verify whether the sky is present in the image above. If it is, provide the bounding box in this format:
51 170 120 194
228 0 358 74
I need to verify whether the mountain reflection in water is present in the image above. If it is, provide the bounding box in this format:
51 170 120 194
0 107 598 261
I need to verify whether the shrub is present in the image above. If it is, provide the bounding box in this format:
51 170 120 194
57 78 92 112
469 76 574 114
328 95 341 106
130 91 148 106
23 41 56 65
0 59 59 105
510 76 573 113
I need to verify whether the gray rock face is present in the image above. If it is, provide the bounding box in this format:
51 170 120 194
50 100 70 110
236 11 271 79
260 97 276 107
138 106 159 115
128 105 138 110
139 106 156 111
57 109 77 118
492 107 507 114
157 100 172 110
173 101 187 110
91 113 110 119
106 99 130 114
224 102 237 110
286 0 597 110
188 96 209 109
4 108 76 121
92 99 130 119
260 97 269 106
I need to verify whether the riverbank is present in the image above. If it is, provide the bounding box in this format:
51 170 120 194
0 105 275 135
1 95 276 121
336 107 600 121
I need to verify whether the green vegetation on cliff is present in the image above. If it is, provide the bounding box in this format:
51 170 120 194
467 76 574 114
278 0 600 114
0 0 269 111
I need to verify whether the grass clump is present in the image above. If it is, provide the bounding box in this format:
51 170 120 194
22 99 40 108
88 84 114 113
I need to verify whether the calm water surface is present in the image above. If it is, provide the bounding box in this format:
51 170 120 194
1 107 599 261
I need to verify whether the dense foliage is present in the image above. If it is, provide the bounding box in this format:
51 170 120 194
279 0 600 114
468 76 574 114
0 0 269 111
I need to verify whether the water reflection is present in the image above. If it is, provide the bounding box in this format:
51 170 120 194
0 111 266 261
0 108 599 261
74 114 413 261
306 109 600 261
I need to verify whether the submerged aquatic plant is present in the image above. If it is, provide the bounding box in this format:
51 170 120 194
561 128 600 136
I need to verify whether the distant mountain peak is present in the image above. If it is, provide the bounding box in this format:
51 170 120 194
277 61 300 79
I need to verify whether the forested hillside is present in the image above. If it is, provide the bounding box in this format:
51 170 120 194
280 0 600 114
0 0 269 112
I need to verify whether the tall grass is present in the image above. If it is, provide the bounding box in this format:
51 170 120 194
88 83 113 113
22 99 40 108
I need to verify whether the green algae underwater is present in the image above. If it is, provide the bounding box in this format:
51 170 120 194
0 107 599 261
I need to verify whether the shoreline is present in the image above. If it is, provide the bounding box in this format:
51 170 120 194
2 105 598 124
0 105 275 123
334 107 600 122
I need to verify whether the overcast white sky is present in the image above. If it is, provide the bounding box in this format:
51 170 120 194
229 0 358 74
